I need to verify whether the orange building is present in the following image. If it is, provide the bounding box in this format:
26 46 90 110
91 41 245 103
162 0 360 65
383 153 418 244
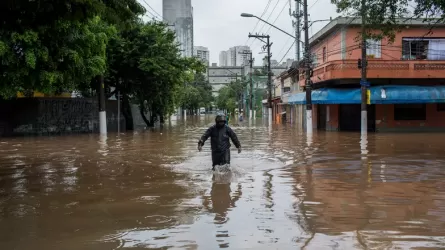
289 17 445 132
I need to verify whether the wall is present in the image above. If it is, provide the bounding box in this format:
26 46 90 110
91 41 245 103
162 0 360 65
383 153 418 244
310 26 445 63
345 27 445 60
326 104 339 131
311 30 343 66
273 78 281 98
312 104 318 130
0 98 125 136
375 104 445 132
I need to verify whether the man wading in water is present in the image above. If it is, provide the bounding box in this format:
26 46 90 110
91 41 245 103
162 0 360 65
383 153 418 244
198 113 242 170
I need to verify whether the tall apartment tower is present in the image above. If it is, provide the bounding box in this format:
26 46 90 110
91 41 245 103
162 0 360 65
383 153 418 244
219 51 228 66
219 46 252 66
194 46 210 65
163 0 194 57
229 46 252 66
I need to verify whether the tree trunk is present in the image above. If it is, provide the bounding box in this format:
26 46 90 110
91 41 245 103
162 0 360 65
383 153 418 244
139 103 153 127
159 114 165 124
151 113 157 125
122 93 134 130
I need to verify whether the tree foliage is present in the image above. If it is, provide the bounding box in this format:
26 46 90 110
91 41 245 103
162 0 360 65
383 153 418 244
215 79 247 113
0 0 144 98
105 21 206 126
180 74 214 112
0 0 213 129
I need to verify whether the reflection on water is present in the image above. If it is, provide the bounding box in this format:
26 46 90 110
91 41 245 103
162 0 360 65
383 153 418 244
1 116 445 249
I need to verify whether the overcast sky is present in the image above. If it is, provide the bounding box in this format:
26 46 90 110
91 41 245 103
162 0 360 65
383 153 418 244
141 0 339 66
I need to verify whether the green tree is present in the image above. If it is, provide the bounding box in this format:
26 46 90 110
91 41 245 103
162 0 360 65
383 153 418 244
180 74 213 113
105 21 205 127
215 79 248 113
0 0 144 97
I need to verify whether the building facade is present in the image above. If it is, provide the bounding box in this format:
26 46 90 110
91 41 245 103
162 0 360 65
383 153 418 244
219 51 228 66
219 46 252 66
208 65 288 96
194 46 209 65
163 0 193 57
289 17 445 132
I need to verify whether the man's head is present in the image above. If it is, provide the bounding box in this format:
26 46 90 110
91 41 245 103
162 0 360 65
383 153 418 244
215 113 226 128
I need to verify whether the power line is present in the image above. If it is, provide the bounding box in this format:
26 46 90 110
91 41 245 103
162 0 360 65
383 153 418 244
143 0 162 18
141 0 168 22
250 0 281 48
265 0 289 34
308 0 322 10
245 0 273 45
278 40 296 64
257 0 281 35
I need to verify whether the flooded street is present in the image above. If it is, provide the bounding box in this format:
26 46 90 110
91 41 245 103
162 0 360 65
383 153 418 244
1 115 445 249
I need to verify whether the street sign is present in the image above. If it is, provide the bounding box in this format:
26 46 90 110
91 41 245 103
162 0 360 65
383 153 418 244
360 80 370 87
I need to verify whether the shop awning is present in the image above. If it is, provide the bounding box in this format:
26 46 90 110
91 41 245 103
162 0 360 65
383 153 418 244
288 85 445 104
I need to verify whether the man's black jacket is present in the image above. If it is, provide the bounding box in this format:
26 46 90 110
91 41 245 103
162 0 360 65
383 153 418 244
199 125 241 152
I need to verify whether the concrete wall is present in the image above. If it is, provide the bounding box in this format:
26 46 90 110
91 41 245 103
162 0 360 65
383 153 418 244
326 104 340 131
346 27 445 60
310 25 445 62
314 103 445 132
0 98 125 136
376 104 445 132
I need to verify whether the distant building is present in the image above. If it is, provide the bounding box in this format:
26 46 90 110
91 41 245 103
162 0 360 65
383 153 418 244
219 46 252 66
194 46 209 65
163 0 193 57
219 51 228 66
270 59 279 67
207 65 288 97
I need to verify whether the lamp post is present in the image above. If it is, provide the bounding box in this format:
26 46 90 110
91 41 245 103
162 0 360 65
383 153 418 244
241 13 296 39
241 10 321 133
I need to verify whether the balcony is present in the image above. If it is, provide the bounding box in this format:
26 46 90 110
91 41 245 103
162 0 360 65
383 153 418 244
298 59 445 86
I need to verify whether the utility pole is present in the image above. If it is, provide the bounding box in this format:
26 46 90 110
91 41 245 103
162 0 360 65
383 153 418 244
239 50 254 120
98 75 107 135
292 0 301 61
359 0 368 134
117 91 120 134
302 0 313 134
249 33 272 125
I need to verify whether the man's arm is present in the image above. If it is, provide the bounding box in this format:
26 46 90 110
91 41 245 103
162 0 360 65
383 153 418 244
226 127 241 149
198 127 212 150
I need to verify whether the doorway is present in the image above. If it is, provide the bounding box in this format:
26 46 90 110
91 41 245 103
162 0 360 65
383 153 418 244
317 105 327 130
339 104 375 132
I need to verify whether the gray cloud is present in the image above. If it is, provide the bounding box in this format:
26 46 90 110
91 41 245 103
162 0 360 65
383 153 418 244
142 0 339 66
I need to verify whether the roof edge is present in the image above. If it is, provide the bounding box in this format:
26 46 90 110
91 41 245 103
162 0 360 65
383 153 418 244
309 16 445 46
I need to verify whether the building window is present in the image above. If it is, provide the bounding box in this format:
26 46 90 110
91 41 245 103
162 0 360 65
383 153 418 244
366 39 381 58
394 104 426 120
437 103 445 111
322 47 327 62
402 38 445 60
283 87 291 93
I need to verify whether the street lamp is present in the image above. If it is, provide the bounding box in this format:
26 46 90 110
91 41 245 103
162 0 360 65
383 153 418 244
240 13 254 18
240 13 296 39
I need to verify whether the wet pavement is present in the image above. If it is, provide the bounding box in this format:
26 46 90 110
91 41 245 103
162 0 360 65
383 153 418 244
1 115 445 249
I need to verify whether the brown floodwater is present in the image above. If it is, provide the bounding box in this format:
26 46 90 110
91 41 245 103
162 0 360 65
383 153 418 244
1 115 445 249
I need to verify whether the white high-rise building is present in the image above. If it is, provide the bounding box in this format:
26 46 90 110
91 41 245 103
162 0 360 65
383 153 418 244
219 51 228 66
194 46 209 65
219 46 252 66
163 0 194 57
229 46 251 66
